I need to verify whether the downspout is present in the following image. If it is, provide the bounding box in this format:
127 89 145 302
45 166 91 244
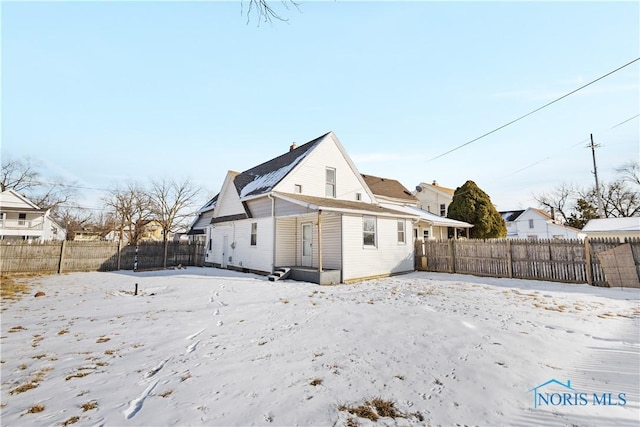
318 209 323 273
268 194 276 273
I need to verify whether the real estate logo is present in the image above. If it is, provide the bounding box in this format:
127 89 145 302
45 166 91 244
528 379 626 409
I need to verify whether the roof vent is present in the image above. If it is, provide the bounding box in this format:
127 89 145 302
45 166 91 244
432 180 437 186
415 185 423 192
290 143 297 152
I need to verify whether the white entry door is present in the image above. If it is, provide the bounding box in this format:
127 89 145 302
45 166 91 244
301 223 312 267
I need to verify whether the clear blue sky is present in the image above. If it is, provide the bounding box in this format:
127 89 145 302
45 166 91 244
2 1 638 212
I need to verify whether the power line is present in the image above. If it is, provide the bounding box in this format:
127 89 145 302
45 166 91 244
504 112 639 178
430 57 640 161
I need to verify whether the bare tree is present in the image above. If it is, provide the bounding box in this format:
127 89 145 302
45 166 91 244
533 183 577 224
616 161 640 186
595 180 640 218
243 0 300 25
102 181 153 244
1 156 40 192
149 178 200 268
57 206 94 241
1 156 79 219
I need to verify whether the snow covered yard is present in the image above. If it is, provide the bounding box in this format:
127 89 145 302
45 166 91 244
1 268 638 426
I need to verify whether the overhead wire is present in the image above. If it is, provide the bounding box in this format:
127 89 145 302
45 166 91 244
429 57 640 161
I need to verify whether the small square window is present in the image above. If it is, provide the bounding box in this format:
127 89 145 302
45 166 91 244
440 204 446 217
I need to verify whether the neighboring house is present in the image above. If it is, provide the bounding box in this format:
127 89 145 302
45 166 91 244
0 189 66 242
199 131 419 284
413 180 455 217
581 217 640 242
500 208 584 240
361 174 472 240
104 219 170 243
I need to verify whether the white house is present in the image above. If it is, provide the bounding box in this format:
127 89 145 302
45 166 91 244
500 208 584 240
581 217 640 242
361 174 472 240
0 189 66 242
413 180 455 217
187 194 218 244
197 132 420 284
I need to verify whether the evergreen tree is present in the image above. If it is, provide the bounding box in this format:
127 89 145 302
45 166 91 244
566 198 598 229
447 180 506 238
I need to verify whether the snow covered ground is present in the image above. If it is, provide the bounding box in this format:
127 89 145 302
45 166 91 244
1 268 639 426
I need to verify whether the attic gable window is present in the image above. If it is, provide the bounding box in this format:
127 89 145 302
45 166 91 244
326 167 336 198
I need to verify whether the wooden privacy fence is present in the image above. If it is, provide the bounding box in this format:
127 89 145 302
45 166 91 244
415 237 640 287
0 241 206 275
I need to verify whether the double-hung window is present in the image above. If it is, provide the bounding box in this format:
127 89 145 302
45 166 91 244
326 167 336 198
250 222 257 246
397 220 406 244
363 216 376 247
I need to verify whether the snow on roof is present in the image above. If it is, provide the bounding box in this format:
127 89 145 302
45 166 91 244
380 203 473 228
582 217 640 232
234 133 328 198
500 210 525 222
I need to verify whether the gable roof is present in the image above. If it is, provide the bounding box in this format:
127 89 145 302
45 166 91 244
500 208 553 222
380 203 473 228
0 189 46 212
234 132 329 198
416 182 455 197
361 174 417 202
500 210 525 222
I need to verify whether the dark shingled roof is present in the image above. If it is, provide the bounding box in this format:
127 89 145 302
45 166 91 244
233 132 330 198
361 174 417 202
500 210 525 222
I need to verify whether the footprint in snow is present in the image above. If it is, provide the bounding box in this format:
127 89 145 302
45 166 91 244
123 379 158 419
144 358 170 379
214 309 220 316
186 340 200 354
186 328 205 340
217 320 223 327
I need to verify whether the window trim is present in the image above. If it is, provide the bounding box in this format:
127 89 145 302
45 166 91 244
325 167 336 198
250 222 257 246
397 219 406 244
363 216 377 247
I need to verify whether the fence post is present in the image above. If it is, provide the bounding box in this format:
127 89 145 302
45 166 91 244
117 240 122 271
57 240 67 274
584 238 593 285
506 239 513 278
448 239 456 273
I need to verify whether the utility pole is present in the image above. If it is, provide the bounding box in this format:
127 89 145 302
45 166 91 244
589 134 605 218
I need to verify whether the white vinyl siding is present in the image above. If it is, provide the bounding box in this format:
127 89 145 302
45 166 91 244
211 218 273 273
246 197 272 218
274 134 373 203
342 215 413 281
